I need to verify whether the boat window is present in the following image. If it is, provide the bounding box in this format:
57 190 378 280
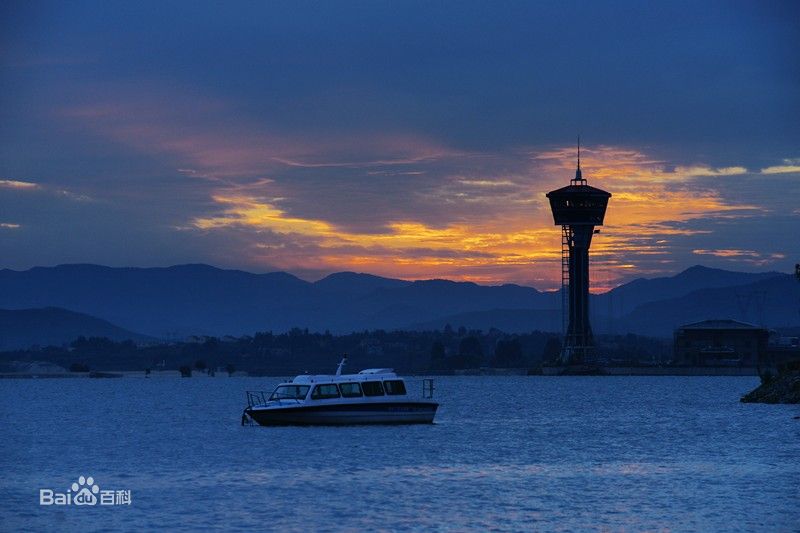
311 383 340 400
339 382 363 398
383 380 407 395
361 381 385 396
269 385 310 401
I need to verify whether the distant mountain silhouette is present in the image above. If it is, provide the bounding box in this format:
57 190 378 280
0 307 151 350
427 273 797 338
314 272 410 295
408 309 561 333
595 265 783 315
352 280 553 330
420 273 797 338
615 274 799 337
0 263 794 342
0 264 315 338
0 264 553 337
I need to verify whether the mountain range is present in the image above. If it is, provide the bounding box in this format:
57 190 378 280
0 307 152 351
0 263 797 348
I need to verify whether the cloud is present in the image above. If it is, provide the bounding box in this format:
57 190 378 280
760 159 800 174
51 85 797 288
456 179 517 187
0 177 93 202
672 166 748 177
181 140 784 287
534 146 748 183
0 179 39 189
61 88 461 181
189 188 567 284
692 248 787 266
195 194 334 236
533 146 760 232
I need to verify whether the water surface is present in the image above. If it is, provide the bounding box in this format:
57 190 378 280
1 376 798 531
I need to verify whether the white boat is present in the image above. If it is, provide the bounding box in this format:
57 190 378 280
242 358 438 426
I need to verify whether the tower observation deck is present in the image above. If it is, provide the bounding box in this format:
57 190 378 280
546 145 611 364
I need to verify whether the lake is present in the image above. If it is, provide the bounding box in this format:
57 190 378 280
1 376 798 531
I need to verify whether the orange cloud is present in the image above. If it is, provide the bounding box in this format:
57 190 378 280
193 194 559 279
186 143 777 289
59 87 791 288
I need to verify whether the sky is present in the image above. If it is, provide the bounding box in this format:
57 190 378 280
1 0 798 290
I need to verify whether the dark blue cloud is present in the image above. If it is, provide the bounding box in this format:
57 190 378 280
4 1 798 152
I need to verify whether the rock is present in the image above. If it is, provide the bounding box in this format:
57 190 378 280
741 368 800 404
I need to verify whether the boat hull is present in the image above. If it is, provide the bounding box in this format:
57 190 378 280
245 401 438 426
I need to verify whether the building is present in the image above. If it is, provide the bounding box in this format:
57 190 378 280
673 319 768 366
766 333 800 368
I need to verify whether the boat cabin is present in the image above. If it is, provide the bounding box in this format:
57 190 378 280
268 369 408 402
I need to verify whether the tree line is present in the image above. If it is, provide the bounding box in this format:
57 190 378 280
0 326 671 375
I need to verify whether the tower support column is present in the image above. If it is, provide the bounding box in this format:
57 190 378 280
564 226 595 363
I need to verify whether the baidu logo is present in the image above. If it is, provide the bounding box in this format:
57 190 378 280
71 475 99 505
39 475 131 506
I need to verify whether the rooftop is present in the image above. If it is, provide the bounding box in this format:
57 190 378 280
290 370 399 384
545 182 611 198
677 319 767 331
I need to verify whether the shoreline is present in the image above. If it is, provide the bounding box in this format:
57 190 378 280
541 366 767 376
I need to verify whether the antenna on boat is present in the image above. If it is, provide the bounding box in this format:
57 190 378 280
335 355 347 376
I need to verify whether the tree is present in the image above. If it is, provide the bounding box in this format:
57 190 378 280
542 336 561 363
453 336 483 369
428 341 447 372
492 339 524 368
202 337 219 349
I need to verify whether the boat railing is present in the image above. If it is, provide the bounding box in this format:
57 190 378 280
422 378 435 399
245 390 269 408
246 390 306 407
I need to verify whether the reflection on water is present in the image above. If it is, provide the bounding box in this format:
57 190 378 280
1 376 798 531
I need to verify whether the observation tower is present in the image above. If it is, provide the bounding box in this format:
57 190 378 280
546 142 611 364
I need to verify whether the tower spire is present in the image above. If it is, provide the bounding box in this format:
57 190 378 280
574 135 583 181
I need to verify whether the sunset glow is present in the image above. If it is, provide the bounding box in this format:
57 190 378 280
179 143 773 289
